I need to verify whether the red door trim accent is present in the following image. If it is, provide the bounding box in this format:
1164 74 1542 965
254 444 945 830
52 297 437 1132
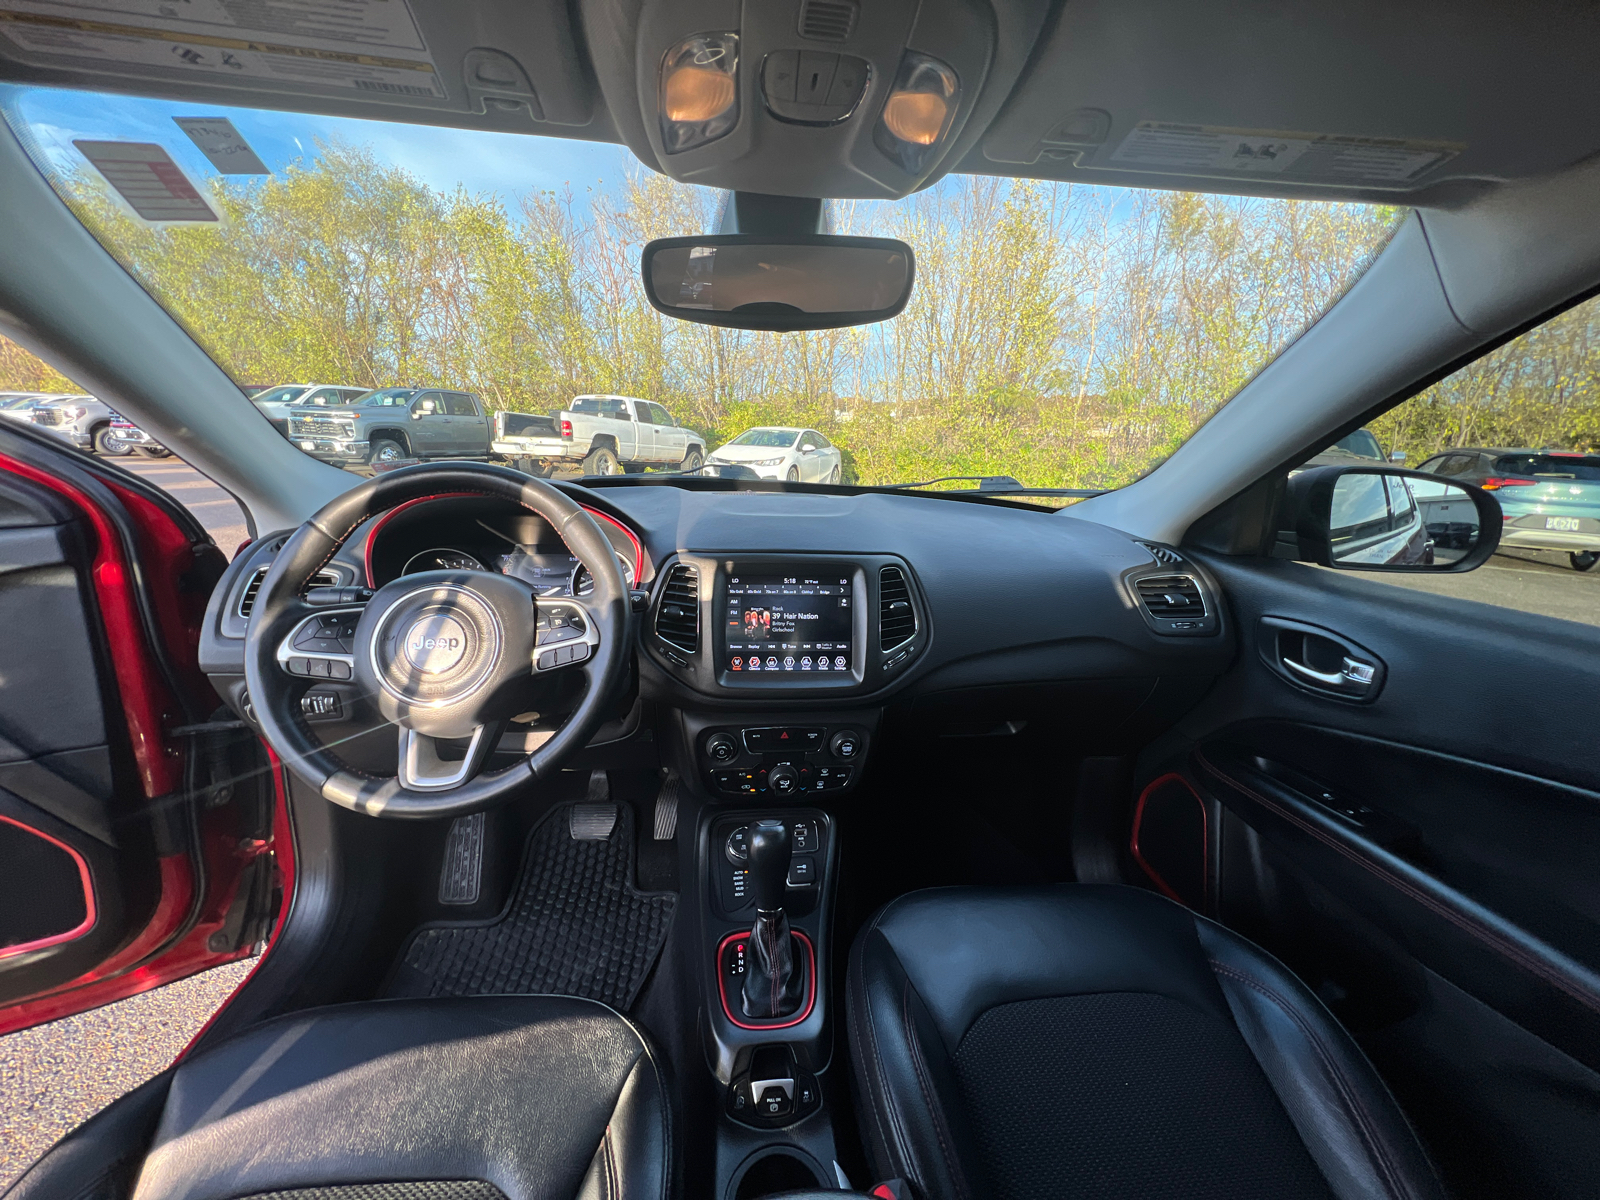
0 814 97 960
716 929 817 1030
0 454 182 798
1130 772 1208 905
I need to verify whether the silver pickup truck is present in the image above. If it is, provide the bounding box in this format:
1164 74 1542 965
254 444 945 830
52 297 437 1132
492 395 706 476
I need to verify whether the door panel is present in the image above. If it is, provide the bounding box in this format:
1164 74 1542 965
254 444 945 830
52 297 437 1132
0 426 282 1034
1161 553 1600 1198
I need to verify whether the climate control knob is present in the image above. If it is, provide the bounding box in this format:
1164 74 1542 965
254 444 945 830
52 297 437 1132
768 764 800 795
706 732 738 762
829 730 861 759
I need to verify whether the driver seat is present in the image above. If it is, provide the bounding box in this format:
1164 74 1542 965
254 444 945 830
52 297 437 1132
6 995 671 1200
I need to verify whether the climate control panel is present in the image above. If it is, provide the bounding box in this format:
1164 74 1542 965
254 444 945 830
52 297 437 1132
699 723 866 798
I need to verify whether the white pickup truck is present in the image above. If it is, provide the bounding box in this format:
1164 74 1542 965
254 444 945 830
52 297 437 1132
492 395 706 476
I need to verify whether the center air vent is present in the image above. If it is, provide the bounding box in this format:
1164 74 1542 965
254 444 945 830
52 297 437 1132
798 0 857 41
879 565 916 651
1134 575 1206 620
655 563 700 653
238 565 340 618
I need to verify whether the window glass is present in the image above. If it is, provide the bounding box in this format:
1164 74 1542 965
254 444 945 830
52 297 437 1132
800 433 820 451
413 392 442 414
729 429 799 448
1308 292 1600 627
444 393 478 416
570 397 631 418
362 389 416 407
1333 429 1385 460
1 85 1401 490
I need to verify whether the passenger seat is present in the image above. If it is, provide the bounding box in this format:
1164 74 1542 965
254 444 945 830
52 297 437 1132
846 885 1444 1200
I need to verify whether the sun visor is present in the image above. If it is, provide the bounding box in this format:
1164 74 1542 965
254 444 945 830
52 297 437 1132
0 0 597 131
975 0 1600 204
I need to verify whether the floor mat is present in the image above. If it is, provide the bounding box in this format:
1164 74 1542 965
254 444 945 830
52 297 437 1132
387 803 677 1009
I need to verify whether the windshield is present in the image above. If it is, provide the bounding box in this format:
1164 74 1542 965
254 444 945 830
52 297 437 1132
0 86 1402 491
359 389 419 407
728 429 800 448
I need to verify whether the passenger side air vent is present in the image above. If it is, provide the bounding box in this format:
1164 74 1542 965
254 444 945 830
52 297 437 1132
798 0 857 41
1137 541 1184 565
238 565 341 618
879 565 916 651
655 563 700 654
1134 575 1206 620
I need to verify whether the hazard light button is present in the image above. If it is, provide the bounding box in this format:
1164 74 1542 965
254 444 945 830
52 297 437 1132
741 726 824 752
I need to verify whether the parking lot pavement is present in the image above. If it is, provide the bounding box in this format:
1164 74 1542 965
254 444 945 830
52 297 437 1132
0 959 254 1190
114 455 250 552
1378 547 1600 627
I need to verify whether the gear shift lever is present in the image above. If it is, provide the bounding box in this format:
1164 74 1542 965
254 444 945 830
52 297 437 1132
742 819 804 1019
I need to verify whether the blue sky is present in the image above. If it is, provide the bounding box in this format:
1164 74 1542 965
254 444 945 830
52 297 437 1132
0 83 638 207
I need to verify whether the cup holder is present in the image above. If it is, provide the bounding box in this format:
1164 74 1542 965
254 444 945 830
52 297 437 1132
731 1147 826 1199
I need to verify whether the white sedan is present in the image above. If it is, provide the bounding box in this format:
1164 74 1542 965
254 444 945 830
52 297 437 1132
707 426 843 483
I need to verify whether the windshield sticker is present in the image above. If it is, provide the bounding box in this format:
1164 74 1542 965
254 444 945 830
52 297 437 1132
1108 122 1461 186
73 139 218 222
0 0 443 98
172 115 268 175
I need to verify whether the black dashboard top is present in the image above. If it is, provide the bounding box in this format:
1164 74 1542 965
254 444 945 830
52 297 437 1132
200 482 1232 706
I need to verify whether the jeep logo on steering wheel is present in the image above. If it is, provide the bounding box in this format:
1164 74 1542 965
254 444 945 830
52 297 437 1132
401 614 469 674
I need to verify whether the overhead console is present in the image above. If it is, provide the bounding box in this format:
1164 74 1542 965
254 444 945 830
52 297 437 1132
645 553 926 694
578 0 1054 198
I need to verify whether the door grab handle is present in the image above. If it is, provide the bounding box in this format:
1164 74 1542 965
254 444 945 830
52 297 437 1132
1283 656 1377 688
1283 658 1345 686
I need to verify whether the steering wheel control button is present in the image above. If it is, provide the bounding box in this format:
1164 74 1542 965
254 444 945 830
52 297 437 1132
402 614 469 674
707 732 738 762
830 730 860 759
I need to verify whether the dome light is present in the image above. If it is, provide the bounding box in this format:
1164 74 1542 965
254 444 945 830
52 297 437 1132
660 34 740 153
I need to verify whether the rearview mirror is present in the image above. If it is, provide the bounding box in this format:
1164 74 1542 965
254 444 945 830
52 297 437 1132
641 235 914 331
1282 466 1501 572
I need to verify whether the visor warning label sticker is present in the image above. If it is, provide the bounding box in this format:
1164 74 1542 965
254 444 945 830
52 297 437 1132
74 139 219 222
0 0 443 99
1108 122 1462 186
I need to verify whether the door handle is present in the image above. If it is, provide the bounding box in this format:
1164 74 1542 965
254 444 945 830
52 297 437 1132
1259 617 1386 702
1283 655 1376 688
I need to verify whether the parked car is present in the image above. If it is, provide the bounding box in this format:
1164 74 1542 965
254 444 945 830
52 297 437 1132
287 386 491 467
707 426 844 482
1302 427 1404 468
491 394 707 476
1415 447 1600 570
102 414 172 457
252 383 369 436
0 391 48 422
27 393 120 453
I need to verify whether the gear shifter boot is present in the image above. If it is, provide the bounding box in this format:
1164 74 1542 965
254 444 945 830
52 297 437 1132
743 907 806 1019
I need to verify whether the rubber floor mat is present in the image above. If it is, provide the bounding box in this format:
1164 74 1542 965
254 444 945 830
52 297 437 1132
387 803 677 1009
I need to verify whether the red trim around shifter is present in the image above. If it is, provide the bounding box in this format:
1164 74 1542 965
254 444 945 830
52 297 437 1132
716 929 817 1030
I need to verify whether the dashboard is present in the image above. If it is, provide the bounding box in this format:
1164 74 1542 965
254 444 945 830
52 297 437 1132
198 481 1234 801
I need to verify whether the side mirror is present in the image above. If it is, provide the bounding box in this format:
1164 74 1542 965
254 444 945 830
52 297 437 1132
641 235 914 331
1389 450 1407 463
1282 466 1500 572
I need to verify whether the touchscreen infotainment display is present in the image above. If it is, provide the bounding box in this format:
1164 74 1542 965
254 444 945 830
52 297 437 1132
725 572 852 675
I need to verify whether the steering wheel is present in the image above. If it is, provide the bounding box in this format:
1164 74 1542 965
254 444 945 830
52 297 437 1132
243 463 633 818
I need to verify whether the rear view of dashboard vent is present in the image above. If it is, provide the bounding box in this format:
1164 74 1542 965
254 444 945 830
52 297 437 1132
1134 575 1206 620
879 565 916 651
798 0 857 41
1137 541 1184 565
238 565 340 618
655 563 700 653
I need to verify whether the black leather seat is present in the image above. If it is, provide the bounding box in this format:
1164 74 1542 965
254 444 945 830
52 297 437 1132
7 995 670 1200
847 885 1445 1200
